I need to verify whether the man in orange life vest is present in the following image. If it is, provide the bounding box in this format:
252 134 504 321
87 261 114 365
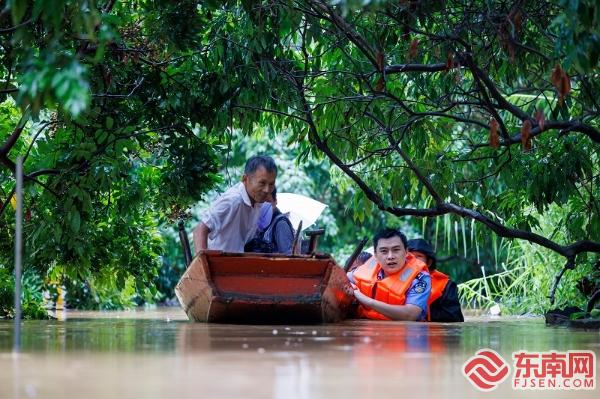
347 228 431 321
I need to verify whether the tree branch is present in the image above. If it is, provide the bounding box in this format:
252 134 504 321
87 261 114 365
471 120 600 149
0 186 16 217
0 168 61 218
364 110 443 204
0 19 32 34
305 0 379 69
385 63 455 74
0 113 28 155
462 53 531 122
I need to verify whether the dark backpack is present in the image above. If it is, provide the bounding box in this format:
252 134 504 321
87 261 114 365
243 236 275 253
429 279 464 322
244 214 294 253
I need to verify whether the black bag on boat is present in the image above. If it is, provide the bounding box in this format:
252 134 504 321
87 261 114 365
244 236 275 253
429 279 464 322
244 214 293 253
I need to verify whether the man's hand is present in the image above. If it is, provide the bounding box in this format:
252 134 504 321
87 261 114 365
353 288 422 321
353 289 373 307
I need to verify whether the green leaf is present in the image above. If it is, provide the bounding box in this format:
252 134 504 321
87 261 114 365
70 210 81 233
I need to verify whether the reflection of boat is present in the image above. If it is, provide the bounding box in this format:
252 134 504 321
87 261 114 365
175 251 355 324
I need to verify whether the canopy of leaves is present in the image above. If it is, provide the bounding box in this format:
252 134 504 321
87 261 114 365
186 0 599 260
0 0 598 315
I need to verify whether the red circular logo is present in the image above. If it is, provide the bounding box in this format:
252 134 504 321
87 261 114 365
463 349 510 391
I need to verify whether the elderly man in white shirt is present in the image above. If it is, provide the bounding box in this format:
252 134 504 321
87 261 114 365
192 155 277 254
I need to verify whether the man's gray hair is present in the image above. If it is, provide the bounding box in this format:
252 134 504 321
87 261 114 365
244 155 277 175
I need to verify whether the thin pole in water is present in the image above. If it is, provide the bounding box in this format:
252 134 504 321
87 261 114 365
13 156 23 353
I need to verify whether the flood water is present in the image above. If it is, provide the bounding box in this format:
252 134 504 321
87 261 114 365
0 308 598 399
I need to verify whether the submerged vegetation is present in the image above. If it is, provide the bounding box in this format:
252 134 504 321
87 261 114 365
1 0 598 317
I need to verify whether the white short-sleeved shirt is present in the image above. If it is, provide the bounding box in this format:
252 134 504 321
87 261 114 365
201 182 261 252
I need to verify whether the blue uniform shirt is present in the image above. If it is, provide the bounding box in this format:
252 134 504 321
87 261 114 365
348 269 431 321
405 271 431 321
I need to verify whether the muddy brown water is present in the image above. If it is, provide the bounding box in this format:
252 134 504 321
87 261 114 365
0 308 598 398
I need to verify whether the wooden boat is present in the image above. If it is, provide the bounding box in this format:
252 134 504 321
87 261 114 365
175 251 355 324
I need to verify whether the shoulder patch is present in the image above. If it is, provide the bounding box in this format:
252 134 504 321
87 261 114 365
411 280 428 294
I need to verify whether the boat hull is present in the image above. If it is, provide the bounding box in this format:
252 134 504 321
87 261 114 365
175 251 355 324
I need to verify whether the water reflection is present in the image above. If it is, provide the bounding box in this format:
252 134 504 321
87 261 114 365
1 309 597 356
0 308 598 399
173 320 461 355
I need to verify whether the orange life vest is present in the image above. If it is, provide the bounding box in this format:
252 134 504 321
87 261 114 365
427 269 450 305
353 253 427 320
